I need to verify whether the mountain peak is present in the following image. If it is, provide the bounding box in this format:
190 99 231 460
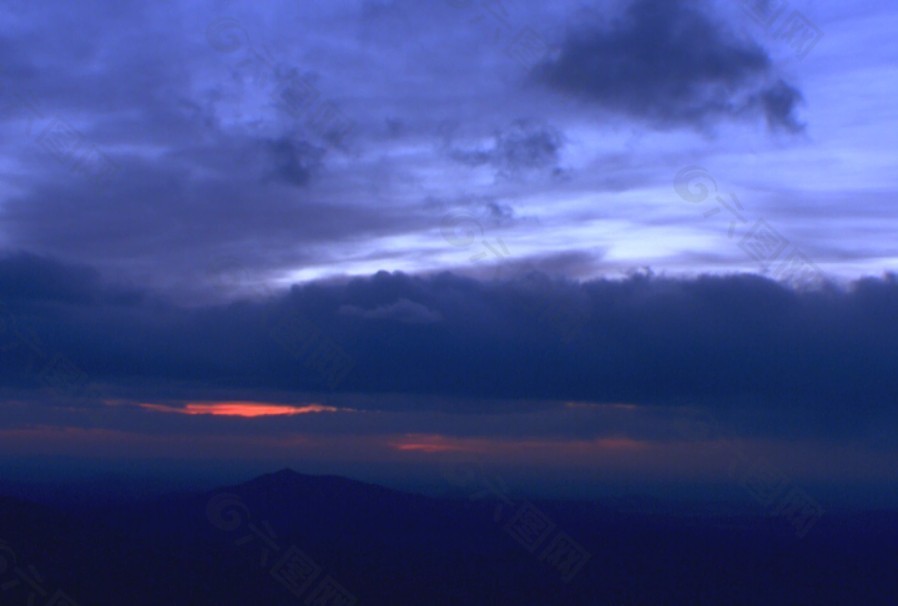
269 467 302 479
228 469 417 507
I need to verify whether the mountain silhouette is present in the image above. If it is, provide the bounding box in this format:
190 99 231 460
0 469 895 605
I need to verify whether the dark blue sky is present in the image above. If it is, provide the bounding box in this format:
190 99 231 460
0 0 896 502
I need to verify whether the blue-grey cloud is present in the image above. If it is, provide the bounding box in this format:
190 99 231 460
1 254 896 441
445 119 566 178
339 297 443 324
536 0 805 131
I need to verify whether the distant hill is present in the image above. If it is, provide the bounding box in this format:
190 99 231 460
0 469 896 605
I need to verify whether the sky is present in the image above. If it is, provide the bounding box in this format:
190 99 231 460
1 0 897 505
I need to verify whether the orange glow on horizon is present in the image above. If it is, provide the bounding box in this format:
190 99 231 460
389 434 485 453
387 433 650 456
140 401 340 418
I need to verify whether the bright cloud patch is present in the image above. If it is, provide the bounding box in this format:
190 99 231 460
140 402 340 418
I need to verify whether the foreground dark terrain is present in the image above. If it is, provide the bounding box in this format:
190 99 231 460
1 469 896 605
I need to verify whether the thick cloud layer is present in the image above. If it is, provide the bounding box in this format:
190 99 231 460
2 255 896 430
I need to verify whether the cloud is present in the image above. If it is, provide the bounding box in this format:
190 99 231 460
339 297 443 324
2 0 892 297
536 0 805 131
445 119 566 178
0 252 105 304
1 256 897 438
265 137 326 187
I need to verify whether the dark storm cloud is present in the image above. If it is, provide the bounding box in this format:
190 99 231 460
536 0 805 131
2 255 897 438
